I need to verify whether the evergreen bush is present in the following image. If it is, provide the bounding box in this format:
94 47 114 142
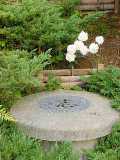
82 66 120 110
0 49 50 108
0 0 103 58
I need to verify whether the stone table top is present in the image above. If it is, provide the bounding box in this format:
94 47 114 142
10 90 119 141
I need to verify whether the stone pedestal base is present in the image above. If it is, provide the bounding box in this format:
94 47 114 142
42 139 97 152
72 139 97 151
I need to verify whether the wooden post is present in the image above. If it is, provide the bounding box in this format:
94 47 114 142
98 63 104 70
115 0 120 14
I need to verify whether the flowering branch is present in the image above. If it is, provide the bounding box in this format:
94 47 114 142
65 30 104 70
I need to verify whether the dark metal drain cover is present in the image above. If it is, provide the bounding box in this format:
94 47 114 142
38 93 90 112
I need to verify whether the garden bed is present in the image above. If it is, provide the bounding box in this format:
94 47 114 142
39 64 104 89
0 1 120 160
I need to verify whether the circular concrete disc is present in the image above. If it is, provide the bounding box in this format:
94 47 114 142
11 90 119 141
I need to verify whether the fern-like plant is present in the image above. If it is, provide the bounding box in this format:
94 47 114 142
0 105 15 122
0 49 51 108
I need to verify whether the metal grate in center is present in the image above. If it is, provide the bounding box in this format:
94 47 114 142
38 93 90 112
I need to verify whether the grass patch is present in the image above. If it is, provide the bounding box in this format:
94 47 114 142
0 119 79 160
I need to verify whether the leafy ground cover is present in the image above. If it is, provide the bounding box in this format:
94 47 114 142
86 123 120 160
82 66 120 110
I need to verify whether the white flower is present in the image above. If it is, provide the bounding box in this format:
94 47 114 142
74 40 89 55
95 36 104 45
89 43 99 54
78 31 88 42
74 40 84 50
66 53 76 62
80 44 89 56
67 44 76 54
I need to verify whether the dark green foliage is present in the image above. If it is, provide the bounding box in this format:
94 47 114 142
0 121 44 160
58 0 80 16
86 123 120 160
86 20 110 36
82 66 120 110
84 66 120 97
96 123 120 151
45 74 61 91
0 0 103 56
0 50 50 108
112 98 120 110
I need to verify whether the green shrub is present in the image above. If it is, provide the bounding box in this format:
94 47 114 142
0 49 50 108
83 66 120 97
0 0 103 57
82 66 120 110
58 0 80 16
112 98 120 110
86 19 110 36
45 74 61 91
86 123 120 160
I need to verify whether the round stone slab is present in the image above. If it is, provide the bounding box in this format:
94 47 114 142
11 90 119 143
